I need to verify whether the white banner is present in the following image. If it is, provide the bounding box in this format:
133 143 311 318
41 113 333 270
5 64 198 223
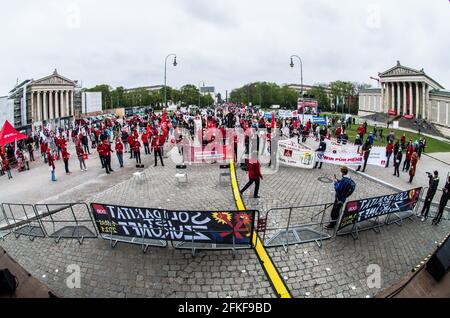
278 140 315 169
316 151 363 166
367 146 388 167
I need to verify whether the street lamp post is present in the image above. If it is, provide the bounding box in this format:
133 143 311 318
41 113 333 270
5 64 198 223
198 81 205 108
164 53 178 108
290 55 304 121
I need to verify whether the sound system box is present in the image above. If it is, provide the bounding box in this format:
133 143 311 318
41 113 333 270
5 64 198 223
426 235 450 281
0 268 18 294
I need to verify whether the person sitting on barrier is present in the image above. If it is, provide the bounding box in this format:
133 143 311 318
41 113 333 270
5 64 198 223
240 155 263 199
420 171 440 222
433 175 450 226
325 166 356 230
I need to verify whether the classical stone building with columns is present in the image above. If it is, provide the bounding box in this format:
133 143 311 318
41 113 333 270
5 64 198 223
359 61 450 130
6 69 79 132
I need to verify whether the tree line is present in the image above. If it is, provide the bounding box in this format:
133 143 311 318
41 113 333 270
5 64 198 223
229 81 372 114
83 84 215 110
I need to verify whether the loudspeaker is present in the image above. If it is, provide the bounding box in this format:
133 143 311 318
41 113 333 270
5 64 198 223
426 236 450 281
0 269 18 294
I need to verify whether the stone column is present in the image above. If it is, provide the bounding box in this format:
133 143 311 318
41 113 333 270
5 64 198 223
402 82 408 116
49 91 54 120
59 91 64 118
380 83 385 113
422 83 426 119
426 85 431 121
55 91 60 119
30 91 35 122
65 91 70 117
36 91 41 122
396 82 401 114
69 90 74 117
43 91 48 121
415 83 420 119
409 82 413 116
390 83 394 112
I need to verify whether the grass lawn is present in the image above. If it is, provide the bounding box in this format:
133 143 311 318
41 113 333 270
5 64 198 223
345 124 450 153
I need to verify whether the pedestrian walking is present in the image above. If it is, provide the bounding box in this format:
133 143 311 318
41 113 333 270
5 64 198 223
385 141 394 168
357 139 372 173
152 132 164 167
2 157 12 180
240 157 263 199
101 140 114 174
133 138 142 166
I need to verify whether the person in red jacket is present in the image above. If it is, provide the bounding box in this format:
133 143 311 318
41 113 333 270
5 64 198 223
61 146 71 175
152 132 164 167
385 141 394 168
76 142 87 171
142 131 150 155
133 138 142 165
101 140 114 174
127 134 135 159
158 131 166 157
47 149 57 182
40 141 48 163
240 157 263 199
403 140 415 172
97 143 105 169
115 138 124 168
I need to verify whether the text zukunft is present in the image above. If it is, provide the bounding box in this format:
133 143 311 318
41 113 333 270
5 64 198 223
91 203 254 245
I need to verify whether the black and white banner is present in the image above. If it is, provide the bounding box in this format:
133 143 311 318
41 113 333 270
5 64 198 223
91 203 255 245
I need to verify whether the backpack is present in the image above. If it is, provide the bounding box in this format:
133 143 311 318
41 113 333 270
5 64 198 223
341 178 356 199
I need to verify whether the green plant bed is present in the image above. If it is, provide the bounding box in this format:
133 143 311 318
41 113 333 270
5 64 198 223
344 124 450 153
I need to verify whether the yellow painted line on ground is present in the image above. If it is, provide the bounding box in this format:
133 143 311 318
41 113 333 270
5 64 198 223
229 161 292 299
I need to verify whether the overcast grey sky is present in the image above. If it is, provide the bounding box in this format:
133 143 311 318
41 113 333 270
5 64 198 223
1 0 449 96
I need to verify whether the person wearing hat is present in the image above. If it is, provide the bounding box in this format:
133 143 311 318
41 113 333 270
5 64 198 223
325 166 356 229
420 171 440 222
115 138 124 168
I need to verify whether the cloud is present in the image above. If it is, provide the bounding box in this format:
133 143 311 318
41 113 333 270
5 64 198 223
0 0 449 97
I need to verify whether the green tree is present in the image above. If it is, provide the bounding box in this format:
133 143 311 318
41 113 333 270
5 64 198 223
308 86 331 111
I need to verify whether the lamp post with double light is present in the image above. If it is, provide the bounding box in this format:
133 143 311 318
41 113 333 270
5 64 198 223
164 53 178 108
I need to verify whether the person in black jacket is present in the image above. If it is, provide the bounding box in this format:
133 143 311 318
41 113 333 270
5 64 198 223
393 150 403 178
356 140 372 173
314 137 327 169
433 175 450 225
420 171 440 222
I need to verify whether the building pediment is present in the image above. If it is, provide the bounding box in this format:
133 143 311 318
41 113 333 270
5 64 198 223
31 70 75 87
380 66 423 78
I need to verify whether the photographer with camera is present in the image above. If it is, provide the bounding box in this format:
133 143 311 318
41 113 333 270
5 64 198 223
432 175 449 226
420 171 440 222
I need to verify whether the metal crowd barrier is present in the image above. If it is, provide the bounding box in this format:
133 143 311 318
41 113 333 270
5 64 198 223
1 203 46 241
414 187 450 221
34 203 98 245
172 210 259 258
385 188 424 226
0 205 10 239
97 214 167 254
261 203 335 252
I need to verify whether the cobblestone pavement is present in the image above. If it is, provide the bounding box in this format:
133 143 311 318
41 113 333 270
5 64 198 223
236 163 449 298
0 142 449 298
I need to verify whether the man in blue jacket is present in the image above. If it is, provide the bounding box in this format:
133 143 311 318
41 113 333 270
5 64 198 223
325 166 356 229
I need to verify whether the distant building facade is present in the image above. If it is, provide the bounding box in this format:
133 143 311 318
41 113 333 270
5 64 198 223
359 61 450 128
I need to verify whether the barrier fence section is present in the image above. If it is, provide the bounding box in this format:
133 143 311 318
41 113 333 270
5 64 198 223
90 203 257 257
34 203 98 245
415 187 450 221
1 203 46 241
385 188 424 226
336 188 423 240
0 205 10 239
261 203 335 252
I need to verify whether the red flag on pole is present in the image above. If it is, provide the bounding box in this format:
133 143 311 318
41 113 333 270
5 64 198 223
271 112 276 129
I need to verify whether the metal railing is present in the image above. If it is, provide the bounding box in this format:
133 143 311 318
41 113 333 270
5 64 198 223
35 203 98 244
1 203 46 241
261 202 335 252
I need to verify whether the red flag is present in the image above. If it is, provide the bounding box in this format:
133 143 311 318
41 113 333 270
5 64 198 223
162 111 167 124
271 112 276 129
